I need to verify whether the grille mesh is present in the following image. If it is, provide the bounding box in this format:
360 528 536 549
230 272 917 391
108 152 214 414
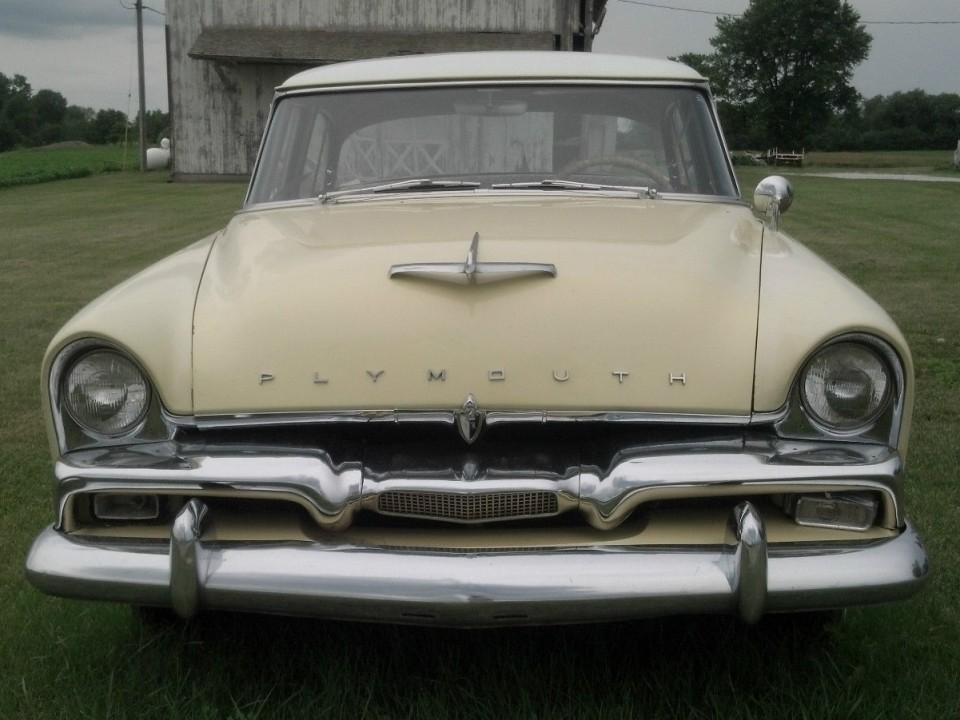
377 490 559 523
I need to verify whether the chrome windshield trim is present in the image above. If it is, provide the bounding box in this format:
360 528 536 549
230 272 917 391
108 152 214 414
244 81 738 211
239 189 743 213
169 409 752 430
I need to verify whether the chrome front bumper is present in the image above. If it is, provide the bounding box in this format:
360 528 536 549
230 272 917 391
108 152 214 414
26 500 929 627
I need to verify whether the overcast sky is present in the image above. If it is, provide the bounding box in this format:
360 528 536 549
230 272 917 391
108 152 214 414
0 0 956 113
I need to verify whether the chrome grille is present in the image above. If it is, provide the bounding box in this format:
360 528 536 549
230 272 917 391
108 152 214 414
377 490 559 523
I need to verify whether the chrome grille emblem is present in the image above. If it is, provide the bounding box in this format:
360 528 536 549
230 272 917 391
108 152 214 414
455 393 484 444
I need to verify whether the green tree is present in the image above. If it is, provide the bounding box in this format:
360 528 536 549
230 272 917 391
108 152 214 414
0 72 33 150
133 108 170 145
62 105 95 142
681 0 871 147
30 89 68 144
88 108 129 145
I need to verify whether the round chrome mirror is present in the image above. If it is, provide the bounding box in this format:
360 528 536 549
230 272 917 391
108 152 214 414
753 175 794 216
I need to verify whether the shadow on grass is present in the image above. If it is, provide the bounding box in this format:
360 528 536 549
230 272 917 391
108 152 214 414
118 608 849 718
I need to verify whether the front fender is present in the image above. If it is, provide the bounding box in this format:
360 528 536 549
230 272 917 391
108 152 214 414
753 229 914 457
41 232 220 458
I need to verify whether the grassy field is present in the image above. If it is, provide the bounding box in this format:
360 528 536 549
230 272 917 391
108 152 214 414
1 170 959 719
802 149 956 171
0 144 133 189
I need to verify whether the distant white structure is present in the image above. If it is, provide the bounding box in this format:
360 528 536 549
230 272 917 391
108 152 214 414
954 140 960 170
146 138 171 170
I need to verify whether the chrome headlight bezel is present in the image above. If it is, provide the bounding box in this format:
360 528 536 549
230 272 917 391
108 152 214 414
769 334 906 447
799 341 894 434
49 339 175 453
62 349 152 437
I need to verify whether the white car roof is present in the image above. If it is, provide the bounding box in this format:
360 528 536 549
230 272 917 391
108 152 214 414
279 51 705 90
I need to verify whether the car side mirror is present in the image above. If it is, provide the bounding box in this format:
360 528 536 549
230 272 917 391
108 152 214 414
753 175 793 230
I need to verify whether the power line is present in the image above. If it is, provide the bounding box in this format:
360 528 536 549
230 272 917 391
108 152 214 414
119 0 165 16
616 0 960 24
618 0 733 16
862 19 960 25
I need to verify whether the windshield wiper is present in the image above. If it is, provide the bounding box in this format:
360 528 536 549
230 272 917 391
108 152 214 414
322 179 481 203
491 178 657 198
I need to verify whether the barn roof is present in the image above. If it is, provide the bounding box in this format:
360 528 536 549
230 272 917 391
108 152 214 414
278 51 705 90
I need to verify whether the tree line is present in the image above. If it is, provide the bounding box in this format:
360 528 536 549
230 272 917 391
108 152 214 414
0 72 169 152
674 0 960 152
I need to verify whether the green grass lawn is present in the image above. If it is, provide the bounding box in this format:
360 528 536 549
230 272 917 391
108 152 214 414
803 149 956 171
1 170 958 719
0 144 135 189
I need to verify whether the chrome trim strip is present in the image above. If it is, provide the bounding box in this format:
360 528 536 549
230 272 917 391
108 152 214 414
176 409 752 430
488 410 751 425
705 84 742 199
749 406 790 425
275 79 711 96
656 193 750 207
577 444 902 530
56 450 364 532
53 439 904 533
243 95 277 207
25 517 929 626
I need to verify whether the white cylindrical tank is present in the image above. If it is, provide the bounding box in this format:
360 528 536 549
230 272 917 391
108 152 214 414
146 138 171 170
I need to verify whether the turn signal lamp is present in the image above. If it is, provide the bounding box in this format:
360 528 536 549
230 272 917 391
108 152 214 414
788 493 878 532
93 494 160 521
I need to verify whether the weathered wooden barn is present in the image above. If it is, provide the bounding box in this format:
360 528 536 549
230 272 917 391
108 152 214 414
165 0 608 180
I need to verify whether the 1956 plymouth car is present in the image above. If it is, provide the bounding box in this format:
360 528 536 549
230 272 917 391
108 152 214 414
26 52 928 626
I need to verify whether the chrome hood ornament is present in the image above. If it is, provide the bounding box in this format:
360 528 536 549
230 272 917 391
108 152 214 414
389 233 557 285
455 393 484 444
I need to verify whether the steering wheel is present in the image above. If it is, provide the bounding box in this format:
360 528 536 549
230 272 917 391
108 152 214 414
559 155 672 190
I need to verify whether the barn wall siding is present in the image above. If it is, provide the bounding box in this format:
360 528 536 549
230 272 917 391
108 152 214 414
168 0 590 177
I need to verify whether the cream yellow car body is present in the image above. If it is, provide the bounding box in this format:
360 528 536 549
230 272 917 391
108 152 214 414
28 52 927 626
41 199 912 451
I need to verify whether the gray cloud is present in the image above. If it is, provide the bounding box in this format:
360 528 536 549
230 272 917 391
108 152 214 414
0 0 163 39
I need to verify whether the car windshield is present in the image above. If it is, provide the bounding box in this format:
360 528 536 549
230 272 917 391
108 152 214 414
247 84 737 205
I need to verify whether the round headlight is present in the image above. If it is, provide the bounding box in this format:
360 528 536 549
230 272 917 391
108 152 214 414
801 342 892 431
63 350 150 436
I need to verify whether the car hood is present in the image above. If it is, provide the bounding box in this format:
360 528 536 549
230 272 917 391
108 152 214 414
192 195 762 416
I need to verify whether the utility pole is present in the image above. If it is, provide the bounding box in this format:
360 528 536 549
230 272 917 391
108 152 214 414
135 0 147 171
